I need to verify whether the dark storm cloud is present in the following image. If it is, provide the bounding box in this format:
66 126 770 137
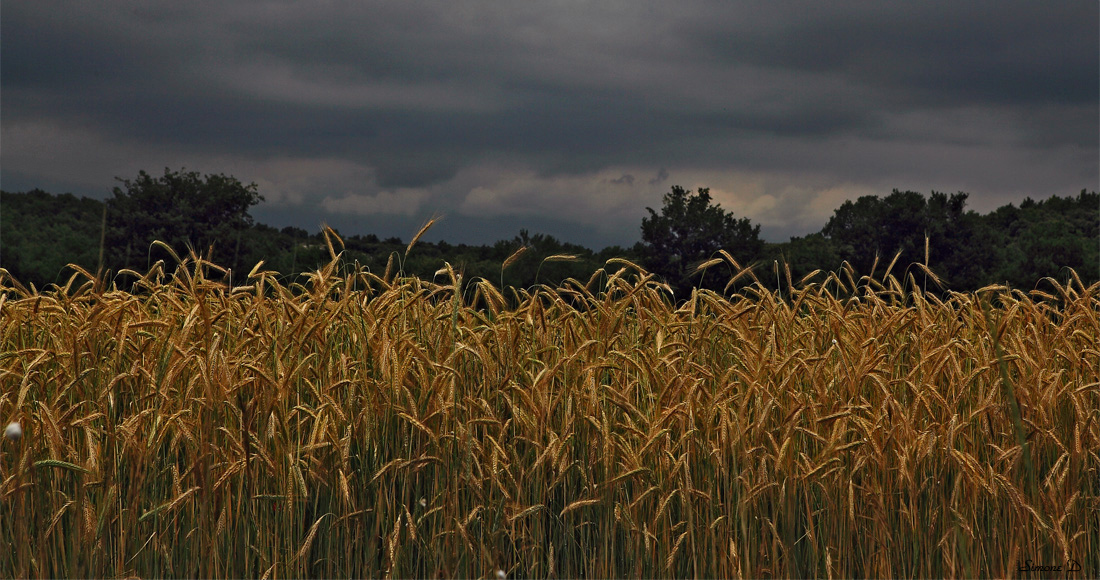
2 1 1095 248
699 2 1096 104
690 1 1097 146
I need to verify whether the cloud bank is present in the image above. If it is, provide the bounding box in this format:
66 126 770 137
2 1 1095 247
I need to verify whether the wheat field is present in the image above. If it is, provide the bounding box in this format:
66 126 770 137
1 238 1098 578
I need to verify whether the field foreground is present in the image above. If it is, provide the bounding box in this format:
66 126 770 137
1 255 1098 578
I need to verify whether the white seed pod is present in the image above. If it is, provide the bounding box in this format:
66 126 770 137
4 422 22 441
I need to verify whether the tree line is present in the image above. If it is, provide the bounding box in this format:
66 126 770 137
2 168 1096 297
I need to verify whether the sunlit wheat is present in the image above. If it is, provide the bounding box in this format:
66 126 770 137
0 239 1097 578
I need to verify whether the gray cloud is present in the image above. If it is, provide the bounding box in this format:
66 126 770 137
2 1 1095 249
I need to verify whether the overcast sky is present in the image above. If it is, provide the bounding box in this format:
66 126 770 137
3 1 1096 248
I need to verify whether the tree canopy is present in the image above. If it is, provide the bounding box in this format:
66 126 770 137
2 173 1096 297
106 168 263 273
820 188 1098 289
638 186 763 296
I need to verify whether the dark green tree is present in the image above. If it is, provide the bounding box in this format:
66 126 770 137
820 189 999 286
774 233 841 285
639 185 763 296
921 191 1003 289
0 189 103 288
822 190 929 275
985 190 1099 287
106 168 264 273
